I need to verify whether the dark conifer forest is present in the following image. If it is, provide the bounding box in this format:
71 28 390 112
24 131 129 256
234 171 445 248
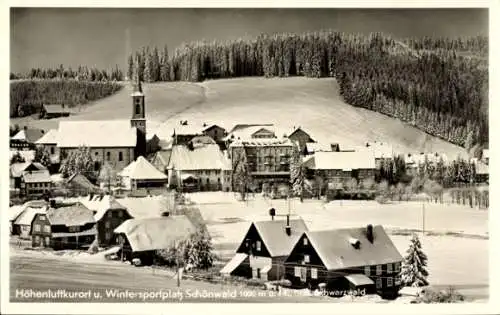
125 31 488 150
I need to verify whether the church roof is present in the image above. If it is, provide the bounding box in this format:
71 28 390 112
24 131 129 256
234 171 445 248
119 156 168 180
57 120 137 148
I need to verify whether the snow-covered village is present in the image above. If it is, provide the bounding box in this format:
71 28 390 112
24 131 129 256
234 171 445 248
4 6 491 310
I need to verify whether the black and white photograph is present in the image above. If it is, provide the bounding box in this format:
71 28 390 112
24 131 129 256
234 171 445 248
2 2 498 314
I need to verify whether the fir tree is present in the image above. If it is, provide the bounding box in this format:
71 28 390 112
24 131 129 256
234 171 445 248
59 146 95 181
400 233 429 287
10 151 25 164
33 146 51 168
232 147 251 201
127 54 134 81
290 142 305 202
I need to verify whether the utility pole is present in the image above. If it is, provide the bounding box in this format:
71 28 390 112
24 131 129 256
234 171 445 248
422 202 425 237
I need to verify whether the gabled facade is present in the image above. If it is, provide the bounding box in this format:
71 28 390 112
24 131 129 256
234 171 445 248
31 203 97 250
221 217 308 281
287 127 316 155
284 225 403 298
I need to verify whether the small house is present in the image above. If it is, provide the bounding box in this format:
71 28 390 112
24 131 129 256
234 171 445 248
80 194 133 247
284 126 316 155
119 156 168 190
10 162 47 190
39 104 70 119
284 225 403 299
303 151 376 190
21 170 52 197
475 161 489 184
201 124 227 144
10 127 45 150
31 203 97 250
221 215 308 282
114 215 196 265
12 204 48 239
65 172 100 196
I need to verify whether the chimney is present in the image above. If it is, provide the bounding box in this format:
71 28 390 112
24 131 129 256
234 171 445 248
49 199 56 208
366 224 374 243
269 208 276 220
285 214 291 236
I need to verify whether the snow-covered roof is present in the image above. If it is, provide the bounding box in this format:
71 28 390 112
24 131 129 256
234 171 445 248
167 144 229 171
22 170 52 183
35 129 59 144
301 225 402 271
114 216 195 252
303 151 376 170
11 128 45 143
119 156 167 180
57 120 137 148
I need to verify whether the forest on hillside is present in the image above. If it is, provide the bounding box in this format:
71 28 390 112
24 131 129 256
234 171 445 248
10 80 123 118
123 31 488 151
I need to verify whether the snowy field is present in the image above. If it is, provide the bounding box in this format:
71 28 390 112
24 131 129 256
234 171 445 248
186 192 489 300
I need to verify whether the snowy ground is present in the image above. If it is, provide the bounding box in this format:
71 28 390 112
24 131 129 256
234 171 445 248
185 192 489 301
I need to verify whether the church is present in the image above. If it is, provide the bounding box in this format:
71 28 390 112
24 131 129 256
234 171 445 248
50 79 148 172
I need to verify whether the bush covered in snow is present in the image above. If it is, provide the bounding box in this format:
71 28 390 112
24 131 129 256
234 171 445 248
412 287 465 303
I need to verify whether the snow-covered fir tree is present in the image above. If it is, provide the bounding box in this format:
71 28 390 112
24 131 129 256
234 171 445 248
290 141 305 202
400 233 429 287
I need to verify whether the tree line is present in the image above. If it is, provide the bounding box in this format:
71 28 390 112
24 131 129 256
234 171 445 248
127 31 488 151
11 64 124 82
10 79 123 118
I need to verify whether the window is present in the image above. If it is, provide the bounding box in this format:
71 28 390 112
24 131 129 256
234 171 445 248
105 221 111 229
106 152 111 161
108 212 113 218
364 266 371 276
256 240 261 251
206 178 210 184
257 268 261 279
95 152 99 156
135 103 141 115
395 262 401 272
387 277 393 287
119 151 123 161
217 178 221 183
39 215 45 221
294 266 300 277
34 224 41 232
44 236 50 246
50 147 55 154
304 255 310 263
376 265 382 275
43 225 51 233
35 235 40 242
303 238 308 246
311 268 318 279
69 226 80 233
118 210 123 218
105 232 111 241
376 278 382 289
395 276 401 286
387 263 393 273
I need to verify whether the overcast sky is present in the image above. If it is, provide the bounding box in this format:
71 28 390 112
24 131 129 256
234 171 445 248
10 8 488 73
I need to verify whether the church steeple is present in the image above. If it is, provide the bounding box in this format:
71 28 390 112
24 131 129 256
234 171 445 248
131 76 146 158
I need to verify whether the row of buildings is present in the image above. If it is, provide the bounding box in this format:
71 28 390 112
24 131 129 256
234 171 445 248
10 194 187 252
11 78 489 197
221 212 403 298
